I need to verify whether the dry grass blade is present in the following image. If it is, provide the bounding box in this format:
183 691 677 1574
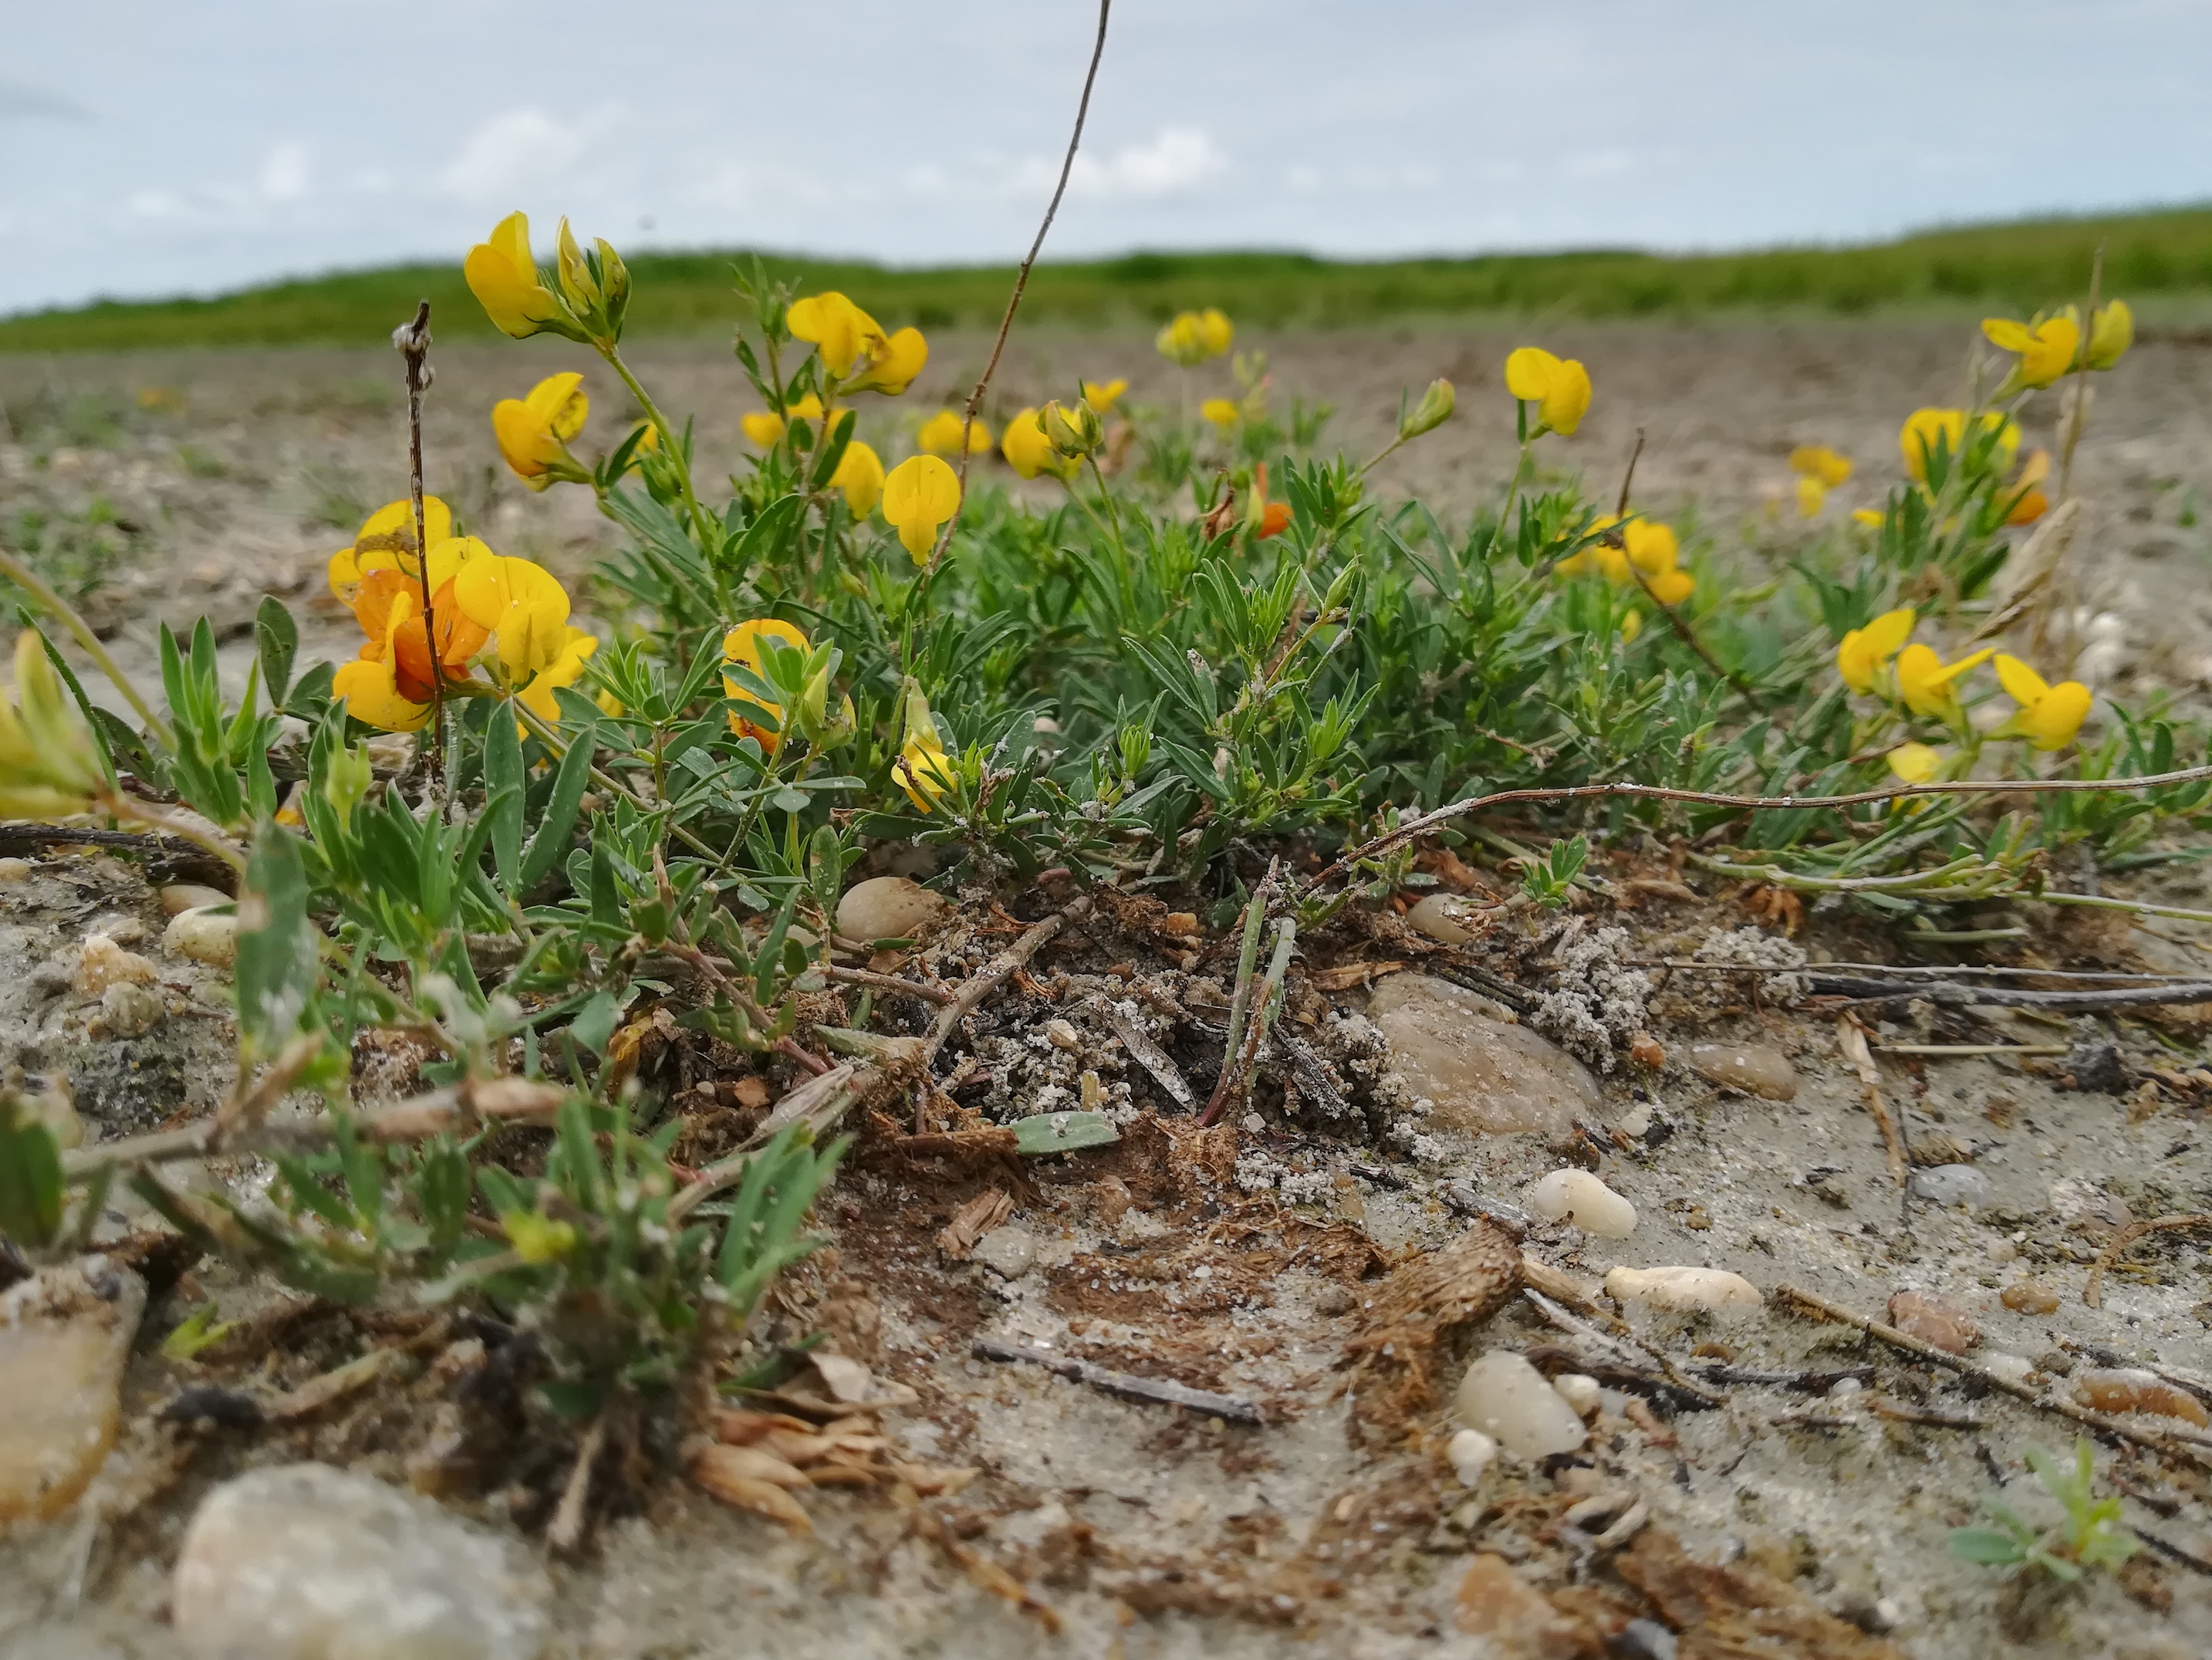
2084 1212 2212 1309
1835 1017 1906 1187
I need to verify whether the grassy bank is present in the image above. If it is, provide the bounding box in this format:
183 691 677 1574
8 205 2212 353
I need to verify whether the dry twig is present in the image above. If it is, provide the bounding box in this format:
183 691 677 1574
2084 1212 2212 1310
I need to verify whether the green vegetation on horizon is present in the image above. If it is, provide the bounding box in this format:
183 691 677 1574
9 205 2212 353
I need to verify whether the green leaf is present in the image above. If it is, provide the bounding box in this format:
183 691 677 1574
570 989 623 1056
159 1302 235 1361
1013 1111 1122 1155
0 1096 64 1249
483 705 525 894
1949 1529 2028 1566
520 731 594 893
236 824 316 1060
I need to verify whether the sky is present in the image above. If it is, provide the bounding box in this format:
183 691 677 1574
3 0 2209 316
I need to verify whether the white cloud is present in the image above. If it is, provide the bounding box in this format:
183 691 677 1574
259 141 310 202
1034 127 1228 201
440 108 590 201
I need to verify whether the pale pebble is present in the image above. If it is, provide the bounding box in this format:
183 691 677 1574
1981 1351 2034 1388
73 935 157 996
1369 974 1601 1137
1683 1042 1798 1100
1907 1164 1991 1209
1407 893 1485 946
165 908 238 968
1605 1265 1764 1317
172 1462 551 1660
1445 1427 1497 1486
99 981 164 1040
834 875 947 945
160 883 231 917
1454 1350 1589 1458
0 857 30 882
1525 1168 1637 1238
1552 1373 1602 1418
0 1257 145 1522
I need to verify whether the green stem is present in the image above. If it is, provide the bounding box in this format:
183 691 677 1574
0 549 172 746
1482 439 1535 566
1082 455 1130 560
100 790 248 874
601 347 711 558
511 699 722 865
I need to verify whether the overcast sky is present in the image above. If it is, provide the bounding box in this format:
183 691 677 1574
4 0 2208 316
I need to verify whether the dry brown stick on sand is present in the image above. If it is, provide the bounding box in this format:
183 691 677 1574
1775 1283 2212 1472
2084 1212 2212 1310
1835 1017 1907 1187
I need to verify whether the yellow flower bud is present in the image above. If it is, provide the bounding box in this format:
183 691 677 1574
831 440 886 517
1001 409 1076 481
2086 299 2133 370
1040 398 1104 459
1200 398 1241 432
463 212 583 343
1886 742 1942 784
1398 378 1455 441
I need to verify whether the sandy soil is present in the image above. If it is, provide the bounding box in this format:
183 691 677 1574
2 323 2211 1658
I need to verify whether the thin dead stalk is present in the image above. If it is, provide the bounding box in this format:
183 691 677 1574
926 0 1112 575
393 302 444 786
923 895 1093 1069
2084 1212 2212 1310
1835 1017 1907 1187
1776 1283 2212 1472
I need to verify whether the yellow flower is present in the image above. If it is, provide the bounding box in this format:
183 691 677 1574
2086 299 2133 370
463 212 572 340
1622 519 1677 577
831 440 885 516
893 678 957 813
1795 476 1827 518
787 292 873 377
1503 347 1591 436
722 618 810 753
1566 516 1687 597
1618 609 1642 644
1886 742 1942 784
1155 309 1233 367
517 630 598 726
1001 408 1076 481
849 326 927 396
1644 566 1694 606
1899 408 2018 483
1982 310 2081 390
784 394 825 421
1835 607 1916 693
1894 641 1993 718
1789 445 1853 488
1082 378 1128 413
1200 397 1241 431
1851 507 1885 528
742 411 786 448
451 555 575 687
1994 654 2092 750
333 651 431 734
328 497 457 603
2005 448 2052 526
501 1209 579 1265
491 373 589 489
881 455 961 561
917 410 991 455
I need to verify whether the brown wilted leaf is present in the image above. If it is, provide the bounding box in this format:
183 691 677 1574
937 1187 1014 1261
1311 961 1408 991
713 1406 817 1446
690 1448 814 1532
728 1075 772 1110
888 1459 979 1497
691 1442 809 1489
809 1351 881 1403
1610 1529 1908 1659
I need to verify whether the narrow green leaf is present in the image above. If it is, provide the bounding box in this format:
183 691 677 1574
1013 1111 1122 1155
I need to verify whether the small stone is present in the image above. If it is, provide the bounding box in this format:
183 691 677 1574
1552 1373 1602 1418
1906 1164 1991 1209
2032 1347 2074 1378
1605 1265 1763 1317
1445 1427 1497 1486
173 1462 550 1660
833 876 947 945
2062 1036 2128 1095
1683 1042 1797 1100
2001 1280 2060 1315
1369 974 1602 1137
99 981 164 1039
1043 1018 1081 1050
160 883 231 916
1628 1033 1666 1070
1406 893 1484 946
1525 1168 1636 1238
1616 1102 1653 1139
1454 1350 1588 1458
0 1257 146 1522
73 935 157 996
2073 1368 2212 1427
1981 1351 2034 1388
1886 1290 1978 1354
971 1225 1038 1280
1454 1553 1581 1648
1828 1374 1863 1399
0 857 29 882
164 908 238 968
1685 1205 1712 1231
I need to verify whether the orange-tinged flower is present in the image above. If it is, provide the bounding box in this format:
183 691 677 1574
1835 607 1915 693
1886 742 1942 784
1503 347 1591 436
1001 409 1076 481
333 655 431 733
881 455 961 560
2005 448 2052 525
464 212 570 340
328 496 455 603
1894 641 1992 718
1983 310 2080 390
1081 378 1128 413
831 440 885 516
917 410 991 455
1257 501 1292 539
721 618 809 752
491 373 589 488
1789 445 1853 488
1994 654 2092 750
451 554 575 687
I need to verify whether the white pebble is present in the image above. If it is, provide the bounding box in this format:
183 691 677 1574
1525 1169 1637 1238
164 908 238 968
1445 1428 1497 1486
74 935 157 996
1044 1018 1082 1050
0 857 29 883
160 883 231 917
1406 893 1484 946
1981 1351 2034 1388
1906 1164 1991 1209
1552 1373 1602 1418
1616 1102 1653 1139
1604 1265 1763 1317
1454 1350 1589 1459
1828 1374 1864 1399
